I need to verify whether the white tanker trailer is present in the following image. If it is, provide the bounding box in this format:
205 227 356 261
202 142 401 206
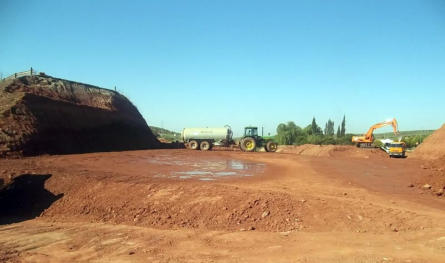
182 126 277 152
182 126 233 151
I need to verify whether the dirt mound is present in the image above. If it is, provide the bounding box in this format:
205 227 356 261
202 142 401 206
277 144 386 158
0 75 159 156
42 181 307 232
407 124 445 194
411 156 445 196
411 124 445 160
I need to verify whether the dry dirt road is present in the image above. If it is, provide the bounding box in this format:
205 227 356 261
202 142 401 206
0 148 444 262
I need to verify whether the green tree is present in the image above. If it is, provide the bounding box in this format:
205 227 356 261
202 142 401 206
336 125 341 137
324 119 334 136
304 124 313 135
372 139 384 148
340 115 346 136
402 134 429 148
276 121 304 145
311 117 323 135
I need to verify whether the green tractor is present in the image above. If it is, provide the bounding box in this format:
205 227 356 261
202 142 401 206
239 126 278 152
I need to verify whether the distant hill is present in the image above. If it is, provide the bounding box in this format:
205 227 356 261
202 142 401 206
149 126 181 141
374 130 434 139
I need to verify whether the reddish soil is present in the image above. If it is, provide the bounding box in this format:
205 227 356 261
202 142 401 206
411 124 445 160
408 124 445 196
277 144 388 158
0 147 444 262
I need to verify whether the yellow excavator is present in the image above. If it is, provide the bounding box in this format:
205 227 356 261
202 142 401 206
352 118 399 148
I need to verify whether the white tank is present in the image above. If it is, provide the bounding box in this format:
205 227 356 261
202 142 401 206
182 127 233 142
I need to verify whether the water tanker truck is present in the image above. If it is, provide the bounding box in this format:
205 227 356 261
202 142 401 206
182 126 277 152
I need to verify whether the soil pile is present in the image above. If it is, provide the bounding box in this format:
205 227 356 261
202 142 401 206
0 75 159 156
411 124 445 160
277 144 386 159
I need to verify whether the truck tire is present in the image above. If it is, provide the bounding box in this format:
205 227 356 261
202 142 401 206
189 140 199 150
200 141 211 151
240 137 256 152
265 141 278 152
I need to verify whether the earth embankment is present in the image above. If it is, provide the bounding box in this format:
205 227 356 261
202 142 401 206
0 75 159 157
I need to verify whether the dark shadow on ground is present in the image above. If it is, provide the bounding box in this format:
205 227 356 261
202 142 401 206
0 174 63 225
160 141 185 149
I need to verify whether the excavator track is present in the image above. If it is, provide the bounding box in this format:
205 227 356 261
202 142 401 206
357 143 374 148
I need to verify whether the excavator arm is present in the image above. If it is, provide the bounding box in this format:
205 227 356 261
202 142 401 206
352 118 399 147
363 119 398 140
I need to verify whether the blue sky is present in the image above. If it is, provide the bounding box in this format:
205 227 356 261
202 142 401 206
1 0 444 136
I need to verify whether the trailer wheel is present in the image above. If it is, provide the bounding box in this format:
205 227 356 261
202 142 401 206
240 137 256 152
200 141 211 151
189 140 199 150
265 141 278 152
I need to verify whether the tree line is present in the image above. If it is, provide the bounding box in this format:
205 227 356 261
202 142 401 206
276 116 353 145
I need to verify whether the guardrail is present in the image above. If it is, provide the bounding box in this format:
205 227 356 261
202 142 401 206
1 68 40 81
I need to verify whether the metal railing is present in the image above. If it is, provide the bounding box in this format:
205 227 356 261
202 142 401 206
1 67 40 81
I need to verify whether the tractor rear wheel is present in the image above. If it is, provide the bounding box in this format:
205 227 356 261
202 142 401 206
240 137 256 152
189 140 199 150
265 141 278 152
200 141 211 151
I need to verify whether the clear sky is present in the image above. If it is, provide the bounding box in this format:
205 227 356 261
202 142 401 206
1 0 444 136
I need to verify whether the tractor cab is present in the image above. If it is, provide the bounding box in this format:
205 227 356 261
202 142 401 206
244 126 258 138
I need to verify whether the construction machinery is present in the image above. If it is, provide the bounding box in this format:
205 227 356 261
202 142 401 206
386 142 406 158
182 126 278 152
182 126 233 151
352 118 399 147
239 126 277 152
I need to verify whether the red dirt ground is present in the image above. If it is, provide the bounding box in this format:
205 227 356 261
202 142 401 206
0 147 444 262
277 144 388 158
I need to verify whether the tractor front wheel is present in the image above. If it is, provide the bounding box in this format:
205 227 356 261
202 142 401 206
240 137 256 152
265 141 278 152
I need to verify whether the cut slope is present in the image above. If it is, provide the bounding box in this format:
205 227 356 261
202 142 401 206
0 75 159 157
411 124 445 160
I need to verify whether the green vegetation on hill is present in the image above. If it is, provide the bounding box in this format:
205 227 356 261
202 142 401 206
275 118 434 147
374 130 434 139
149 126 181 142
276 116 353 145
374 130 433 148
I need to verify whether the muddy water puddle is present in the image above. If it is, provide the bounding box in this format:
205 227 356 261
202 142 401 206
149 155 265 181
